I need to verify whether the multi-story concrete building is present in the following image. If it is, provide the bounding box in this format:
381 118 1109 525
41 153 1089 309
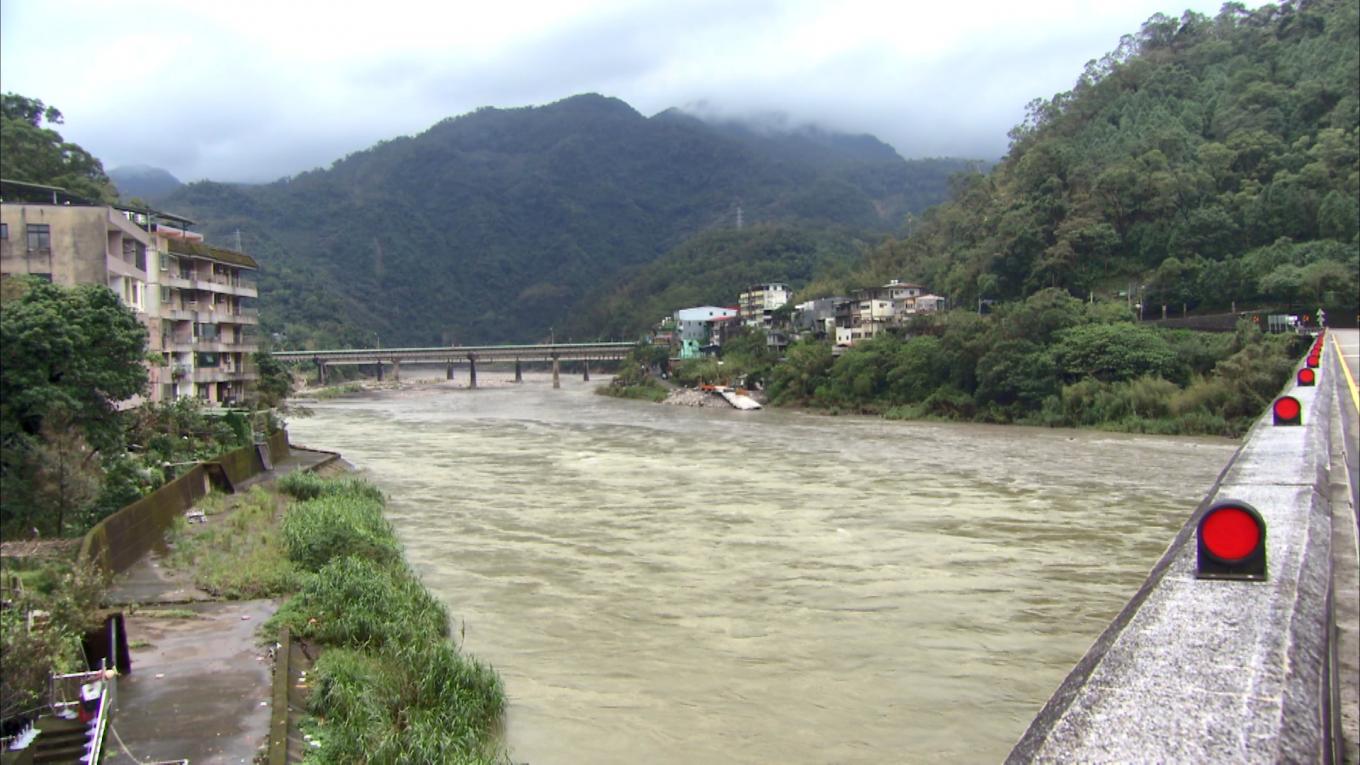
1 179 259 405
793 297 844 341
738 283 792 328
674 306 740 359
828 280 938 347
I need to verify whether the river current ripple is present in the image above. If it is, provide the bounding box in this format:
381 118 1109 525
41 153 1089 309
286 375 1237 764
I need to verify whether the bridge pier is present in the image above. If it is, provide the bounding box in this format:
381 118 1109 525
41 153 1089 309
583 360 590 382
468 355 477 389
376 361 384 382
514 359 523 383
391 359 400 382
552 355 560 389
315 358 326 385
446 362 454 381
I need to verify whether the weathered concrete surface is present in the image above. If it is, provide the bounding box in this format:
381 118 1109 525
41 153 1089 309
97 446 338 764
104 599 276 765
1008 347 1345 763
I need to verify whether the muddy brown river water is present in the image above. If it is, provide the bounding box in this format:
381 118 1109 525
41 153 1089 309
286 375 1238 764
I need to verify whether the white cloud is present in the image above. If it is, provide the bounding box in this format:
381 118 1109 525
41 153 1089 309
1 0 1236 182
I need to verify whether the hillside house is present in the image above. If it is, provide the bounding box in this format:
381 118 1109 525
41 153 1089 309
675 306 740 359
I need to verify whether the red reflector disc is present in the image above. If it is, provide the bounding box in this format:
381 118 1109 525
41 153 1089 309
1298 369 1315 384
1274 397 1301 421
1202 507 1261 561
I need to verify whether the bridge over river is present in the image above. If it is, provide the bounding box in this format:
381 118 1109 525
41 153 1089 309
271 341 634 388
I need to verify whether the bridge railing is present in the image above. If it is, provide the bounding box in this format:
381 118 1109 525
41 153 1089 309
1007 337 1345 763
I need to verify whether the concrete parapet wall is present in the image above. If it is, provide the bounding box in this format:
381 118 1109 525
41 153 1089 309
1009 345 1340 762
80 430 294 577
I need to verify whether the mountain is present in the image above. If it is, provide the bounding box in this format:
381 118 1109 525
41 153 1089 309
856 0 1358 316
566 223 869 339
109 164 183 203
159 94 977 348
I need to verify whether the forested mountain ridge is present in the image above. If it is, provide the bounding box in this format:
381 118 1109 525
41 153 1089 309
849 0 1358 315
163 94 975 347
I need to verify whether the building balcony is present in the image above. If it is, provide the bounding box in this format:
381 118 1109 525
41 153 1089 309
161 306 197 321
189 275 258 298
192 367 257 383
161 274 193 289
105 254 147 280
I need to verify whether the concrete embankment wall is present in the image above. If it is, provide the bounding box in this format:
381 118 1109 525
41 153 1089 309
1008 343 1341 763
79 430 291 576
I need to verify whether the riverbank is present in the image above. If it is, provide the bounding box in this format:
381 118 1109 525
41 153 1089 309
97 457 505 763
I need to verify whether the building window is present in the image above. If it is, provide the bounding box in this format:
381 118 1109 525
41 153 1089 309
1 222 7 239
160 253 169 271
26 224 50 251
160 285 171 303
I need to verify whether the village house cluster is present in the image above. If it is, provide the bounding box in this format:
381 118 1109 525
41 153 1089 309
658 280 946 358
0 179 261 406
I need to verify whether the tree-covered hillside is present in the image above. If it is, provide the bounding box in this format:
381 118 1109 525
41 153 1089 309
852 0 1357 316
0 94 119 203
162 94 975 348
568 224 869 339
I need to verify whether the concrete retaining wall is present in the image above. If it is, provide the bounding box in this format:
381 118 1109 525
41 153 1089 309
79 431 292 577
1008 343 1340 762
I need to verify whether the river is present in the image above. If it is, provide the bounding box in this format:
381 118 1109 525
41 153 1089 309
285 375 1238 764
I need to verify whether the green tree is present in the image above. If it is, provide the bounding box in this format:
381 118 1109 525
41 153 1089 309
767 340 835 405
254 351 294 410
1052 323 1179 383
27 408 103 536
1 278 147 535
0 93 118 202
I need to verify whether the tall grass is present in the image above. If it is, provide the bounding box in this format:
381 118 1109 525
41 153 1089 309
281 491 398 572
267 475 506 764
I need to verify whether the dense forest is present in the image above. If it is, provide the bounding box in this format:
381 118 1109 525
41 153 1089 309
159 95 975 348
837 0 1357 316
616 0 1357 437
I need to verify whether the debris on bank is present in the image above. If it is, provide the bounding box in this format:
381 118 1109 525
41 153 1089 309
663 385 763 410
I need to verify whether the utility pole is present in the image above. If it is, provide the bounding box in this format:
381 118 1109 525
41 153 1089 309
234 229 243 252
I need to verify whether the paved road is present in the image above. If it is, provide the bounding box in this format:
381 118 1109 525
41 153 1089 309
1329 328 1359 763
1333 329 1359 518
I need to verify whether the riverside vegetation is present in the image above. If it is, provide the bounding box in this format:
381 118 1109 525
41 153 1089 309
609 289 1309 438
162 472 506 763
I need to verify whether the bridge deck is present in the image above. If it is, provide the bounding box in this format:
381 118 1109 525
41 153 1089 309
272 342 634 364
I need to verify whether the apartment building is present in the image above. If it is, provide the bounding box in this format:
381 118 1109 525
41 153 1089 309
1 179 259 405
738 283 792 328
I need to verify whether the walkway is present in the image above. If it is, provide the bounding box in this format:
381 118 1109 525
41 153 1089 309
101 446 338 764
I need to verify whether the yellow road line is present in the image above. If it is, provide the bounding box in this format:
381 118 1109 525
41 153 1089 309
1332 332 1360 410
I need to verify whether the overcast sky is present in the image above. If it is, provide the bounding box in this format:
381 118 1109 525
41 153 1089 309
1 0 1237 184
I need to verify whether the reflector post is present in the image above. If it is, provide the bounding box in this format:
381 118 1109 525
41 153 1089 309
1306 355 1320 369
1273 395 1302 425
1297 368 1315 386
1197 500 1267 580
